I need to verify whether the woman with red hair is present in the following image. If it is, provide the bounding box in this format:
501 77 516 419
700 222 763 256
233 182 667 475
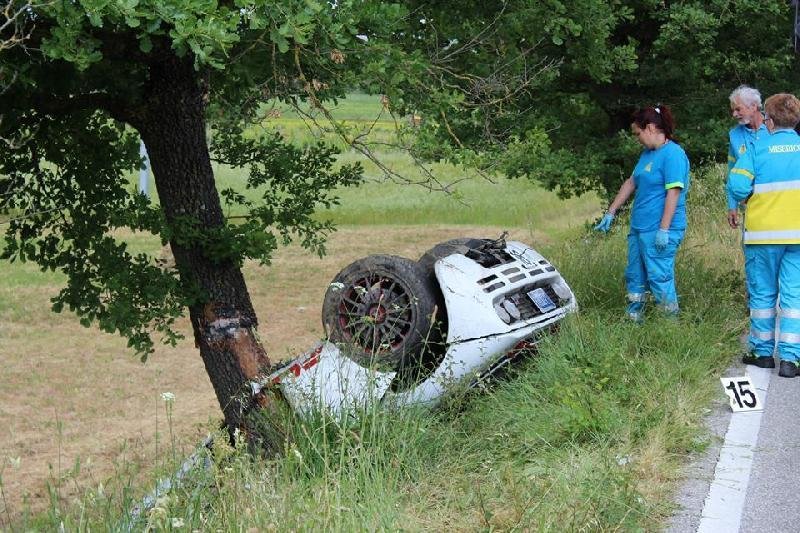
594 104 690 322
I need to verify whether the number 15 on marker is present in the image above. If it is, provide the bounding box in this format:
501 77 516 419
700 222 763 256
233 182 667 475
720 376 763 412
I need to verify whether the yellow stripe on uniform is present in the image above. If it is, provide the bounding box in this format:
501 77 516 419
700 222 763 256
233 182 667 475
745 188 800 243
731 168 754 180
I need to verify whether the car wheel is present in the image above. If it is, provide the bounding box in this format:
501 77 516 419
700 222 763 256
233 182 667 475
417 237 492 275
322 255 442 372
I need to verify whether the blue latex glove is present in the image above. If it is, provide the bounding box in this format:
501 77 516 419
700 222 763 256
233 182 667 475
594 212 615 233
654 229 670 252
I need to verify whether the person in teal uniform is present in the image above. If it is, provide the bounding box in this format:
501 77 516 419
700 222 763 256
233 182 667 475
594 104 690 322
727 93 800 378
727 85 767 229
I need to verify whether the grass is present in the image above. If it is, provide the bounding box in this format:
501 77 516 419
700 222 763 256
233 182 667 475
0 95 747 531
262 92 391 123
34 207 742 531
212 157 599 232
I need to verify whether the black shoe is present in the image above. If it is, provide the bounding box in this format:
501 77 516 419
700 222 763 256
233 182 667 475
742 354 775 368
778 360 799 378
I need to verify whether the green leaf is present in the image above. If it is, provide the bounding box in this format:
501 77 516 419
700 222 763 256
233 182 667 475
277 36 289 53
87 11 103 27
139 35 152 53
146 18 162 33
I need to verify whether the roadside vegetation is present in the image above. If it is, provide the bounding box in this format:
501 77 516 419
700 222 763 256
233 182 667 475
2 95 746 530
2 0 790 528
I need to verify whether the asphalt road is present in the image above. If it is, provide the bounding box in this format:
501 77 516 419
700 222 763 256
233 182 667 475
740 371 800 531
667 357 800 532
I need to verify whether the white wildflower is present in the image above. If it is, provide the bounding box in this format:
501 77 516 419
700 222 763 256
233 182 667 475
154 495 170 509
171 517 185 528
161 392 175 403
292 448 303 461
232 427 247 449
329 282 345 291
147 503 167 529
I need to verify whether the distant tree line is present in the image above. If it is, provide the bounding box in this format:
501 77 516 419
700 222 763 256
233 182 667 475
397 0 800 198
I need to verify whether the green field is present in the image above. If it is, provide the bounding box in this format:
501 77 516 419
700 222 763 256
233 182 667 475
1 96 746 531
212 160 599 231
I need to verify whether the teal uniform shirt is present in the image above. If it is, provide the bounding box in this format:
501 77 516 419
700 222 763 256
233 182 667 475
727 128 800 245
727 123 767 209
630 140 690 232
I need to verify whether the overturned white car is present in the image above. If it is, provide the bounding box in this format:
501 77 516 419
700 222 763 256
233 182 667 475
126 237 578 526
258 237 577 417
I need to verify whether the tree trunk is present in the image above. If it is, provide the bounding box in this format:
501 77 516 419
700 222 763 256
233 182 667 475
132 52 273 441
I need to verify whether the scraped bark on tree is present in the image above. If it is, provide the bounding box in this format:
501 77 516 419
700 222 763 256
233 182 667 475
121 51 272 438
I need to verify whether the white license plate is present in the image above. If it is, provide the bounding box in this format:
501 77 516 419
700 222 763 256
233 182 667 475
527 287 556 313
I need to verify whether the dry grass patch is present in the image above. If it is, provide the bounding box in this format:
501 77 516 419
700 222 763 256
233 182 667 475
0 224 534 520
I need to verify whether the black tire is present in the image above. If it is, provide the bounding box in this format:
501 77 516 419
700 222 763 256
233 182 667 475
322 255 441 372
417 237 492 275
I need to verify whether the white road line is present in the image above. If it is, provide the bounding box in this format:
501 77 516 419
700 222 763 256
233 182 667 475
697 366 772 533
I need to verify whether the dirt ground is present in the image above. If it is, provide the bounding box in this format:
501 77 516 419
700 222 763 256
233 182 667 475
0 225 542 521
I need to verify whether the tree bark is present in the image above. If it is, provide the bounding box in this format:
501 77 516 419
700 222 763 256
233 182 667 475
131 52 273 440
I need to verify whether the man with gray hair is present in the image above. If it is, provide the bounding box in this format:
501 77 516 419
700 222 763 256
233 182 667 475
727 85 766 228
